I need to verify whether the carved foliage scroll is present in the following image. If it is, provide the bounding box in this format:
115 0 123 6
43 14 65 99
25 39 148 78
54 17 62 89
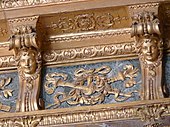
43 6 130 35
0 77 13 112
45 64 140 108
137 104 168 127
131 11 166 100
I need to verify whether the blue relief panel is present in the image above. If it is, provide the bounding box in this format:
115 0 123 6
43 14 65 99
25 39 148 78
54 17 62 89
42 59 142 109
163 55 170 95
0 72 19 112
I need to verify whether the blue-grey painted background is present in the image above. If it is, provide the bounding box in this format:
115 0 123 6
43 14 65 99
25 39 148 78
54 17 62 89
163 55 170 96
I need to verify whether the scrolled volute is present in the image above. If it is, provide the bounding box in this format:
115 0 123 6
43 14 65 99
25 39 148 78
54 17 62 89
131 11 160 37
9 25 40 52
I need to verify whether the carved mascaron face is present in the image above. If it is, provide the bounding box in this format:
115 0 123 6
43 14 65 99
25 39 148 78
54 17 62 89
19 50 37 75
141 38 159 62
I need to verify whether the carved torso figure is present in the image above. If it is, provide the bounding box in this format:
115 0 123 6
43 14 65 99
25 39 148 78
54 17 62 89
131 11 165 100
16 48 42 112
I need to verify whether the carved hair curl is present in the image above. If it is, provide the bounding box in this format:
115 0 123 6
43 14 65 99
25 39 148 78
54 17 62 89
15 48 41 66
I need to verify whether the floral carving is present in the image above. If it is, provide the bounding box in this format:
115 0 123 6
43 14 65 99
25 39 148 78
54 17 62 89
45 65 139 108
0 56 15 68
137 105 167 122
58 17 75 33
0 28 8 37
0 77 13 99
96 13 115 28
75 14 96 31
14 116 41 127
138 105 168 127
46 12 129 34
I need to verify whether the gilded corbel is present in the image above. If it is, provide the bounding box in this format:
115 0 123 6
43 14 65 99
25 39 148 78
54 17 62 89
131 11 166 100
8 16 43 112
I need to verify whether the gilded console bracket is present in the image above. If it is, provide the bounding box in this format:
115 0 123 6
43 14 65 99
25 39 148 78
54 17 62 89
8 16 43 112
131 11 166 100
131 11 168 127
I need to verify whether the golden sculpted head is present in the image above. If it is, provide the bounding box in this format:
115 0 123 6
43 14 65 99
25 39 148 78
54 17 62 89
141 38 159 62
19 50 36 74
16 48 40 75
138 36 162 63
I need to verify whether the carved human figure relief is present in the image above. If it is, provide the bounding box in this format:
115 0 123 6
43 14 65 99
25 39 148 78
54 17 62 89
131 11 166 100
15 48 42 112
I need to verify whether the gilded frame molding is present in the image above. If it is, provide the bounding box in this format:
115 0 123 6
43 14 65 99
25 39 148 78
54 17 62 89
0 99 170 126
0 1 169 127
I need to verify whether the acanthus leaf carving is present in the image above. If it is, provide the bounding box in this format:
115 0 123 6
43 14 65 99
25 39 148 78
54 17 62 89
14 116 42 127
137 104 168 127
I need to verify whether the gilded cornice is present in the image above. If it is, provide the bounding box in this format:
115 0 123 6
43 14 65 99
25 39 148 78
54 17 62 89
0 99 170 126
1 0 88 9
0 0 162 10
128 2 159 16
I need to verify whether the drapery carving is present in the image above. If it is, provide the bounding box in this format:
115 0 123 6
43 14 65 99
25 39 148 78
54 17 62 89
131 11 166 100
